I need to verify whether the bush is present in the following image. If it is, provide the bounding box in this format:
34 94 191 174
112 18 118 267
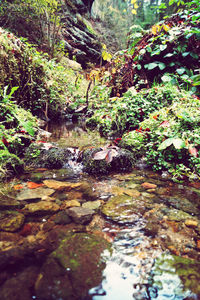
121 89 200 180
86 84 183 137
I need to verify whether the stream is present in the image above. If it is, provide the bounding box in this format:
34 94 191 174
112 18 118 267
0 121 200 300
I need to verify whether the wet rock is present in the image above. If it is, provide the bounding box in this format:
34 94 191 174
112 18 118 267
35 232 110 300
23 201 60 215
161 196 200 216
0 196 21 209
111 186 141 197
43 179 81 190
150 254 200 296
67 207 95 224
24 143 73 168
0 265 39 300
63 199 81 208
0 211 25 232
101 194 148 224
144 221 159 237
161 208 194 222
82 147 134 175
82 200 101 210
52 211 72 225
17 187 55 201
185 219 198 228
141 182 157 189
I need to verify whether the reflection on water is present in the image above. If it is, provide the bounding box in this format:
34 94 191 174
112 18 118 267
89 224 200 300
45 121 107 149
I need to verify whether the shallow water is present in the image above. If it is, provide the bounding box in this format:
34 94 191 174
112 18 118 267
0 121 200 300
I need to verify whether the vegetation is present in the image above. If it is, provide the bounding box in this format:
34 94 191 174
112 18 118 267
0 0 200 181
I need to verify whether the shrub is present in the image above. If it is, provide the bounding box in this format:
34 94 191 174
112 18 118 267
121 90 200 180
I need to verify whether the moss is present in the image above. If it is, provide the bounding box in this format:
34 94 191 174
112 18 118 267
0 150 24 179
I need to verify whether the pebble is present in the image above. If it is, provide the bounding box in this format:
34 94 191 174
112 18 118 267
141 182 157 189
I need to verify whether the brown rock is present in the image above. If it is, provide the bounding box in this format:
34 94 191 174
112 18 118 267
141 182 157 189
23 201 60 215
63 200 81 209
43 180 81 191
185 219 198 228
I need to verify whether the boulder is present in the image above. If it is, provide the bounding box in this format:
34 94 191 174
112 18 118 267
24 143 73 169
35 232 111 300
82 146 134 175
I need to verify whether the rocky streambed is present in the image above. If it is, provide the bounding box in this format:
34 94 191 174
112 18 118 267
0 122 200 299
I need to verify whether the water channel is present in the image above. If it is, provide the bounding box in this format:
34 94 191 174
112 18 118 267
0 121 200 300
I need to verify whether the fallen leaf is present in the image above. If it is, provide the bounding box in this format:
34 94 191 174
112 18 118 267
13 184 24 190
27 182 44 189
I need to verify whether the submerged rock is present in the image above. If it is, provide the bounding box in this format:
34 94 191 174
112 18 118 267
82 147 134 175
149 254 200 297
0 265 39 300
101 194 149 224
0 211 25 232
35 232 111 300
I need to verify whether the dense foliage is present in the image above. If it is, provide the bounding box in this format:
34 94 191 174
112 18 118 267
121 86 200 180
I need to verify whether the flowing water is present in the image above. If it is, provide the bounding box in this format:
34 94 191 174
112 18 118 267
0 121 200 300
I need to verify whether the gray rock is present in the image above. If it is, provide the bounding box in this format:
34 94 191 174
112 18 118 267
67 206 94 224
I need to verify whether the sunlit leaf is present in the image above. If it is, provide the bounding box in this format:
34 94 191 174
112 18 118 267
163 24 170 32
158 138 174 150
172 138 185 149
176 68 186 75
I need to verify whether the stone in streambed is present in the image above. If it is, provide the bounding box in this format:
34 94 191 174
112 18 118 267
82 200 101 210
185 219 198 228
43 179 81 190
0 211 25 232
141 182 157 189
17 187 55 201
67 207 95 224
35 232 111 300
63 200 81 209
101 194 148 224
23 201 60 215
52 211 72 225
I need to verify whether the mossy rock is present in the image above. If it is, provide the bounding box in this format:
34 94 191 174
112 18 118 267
0 211 25 232
24 143 73 168
0 150 24 179
35 232 111 300
150 254 200 297
82 147 134 175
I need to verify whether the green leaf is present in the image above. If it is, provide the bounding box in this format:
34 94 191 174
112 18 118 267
144 62 158 70
136 64 142 70
160 44 167 51
164 53 174 58
182 52 190 57
176 68 186 75
158 138 174 150
158 62 166 70
161 74 173 82
172 138 185 149
169 62 175 67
